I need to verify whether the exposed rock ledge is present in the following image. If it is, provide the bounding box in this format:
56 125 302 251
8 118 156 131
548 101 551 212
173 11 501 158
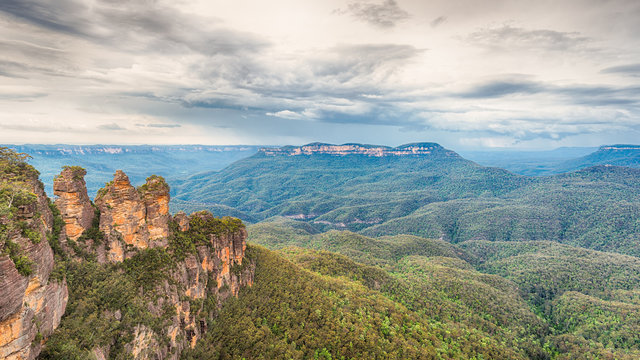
260 142 459 157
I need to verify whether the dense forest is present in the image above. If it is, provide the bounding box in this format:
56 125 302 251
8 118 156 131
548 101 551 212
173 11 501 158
174 144 640 257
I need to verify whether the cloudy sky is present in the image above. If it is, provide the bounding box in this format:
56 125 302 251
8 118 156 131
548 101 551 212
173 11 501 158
1 0 639 149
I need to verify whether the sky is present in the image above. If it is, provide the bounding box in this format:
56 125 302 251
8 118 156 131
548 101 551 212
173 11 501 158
1 0 639 149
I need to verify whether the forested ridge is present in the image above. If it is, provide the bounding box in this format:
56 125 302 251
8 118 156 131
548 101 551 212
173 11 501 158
174 144 640 257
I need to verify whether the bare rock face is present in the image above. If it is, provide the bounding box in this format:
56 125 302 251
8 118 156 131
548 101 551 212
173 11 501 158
149 212 254 357
172 211 189 232
95 171 151 262
53 167 94 240
140 175 170 247
0 175 68 360
93 171 173 262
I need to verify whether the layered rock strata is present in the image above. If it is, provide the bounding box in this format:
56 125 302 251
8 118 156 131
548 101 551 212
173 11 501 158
93 171 170 262
261 142 459 157
0 174 68 360
53 166 94 240
49 169 254 359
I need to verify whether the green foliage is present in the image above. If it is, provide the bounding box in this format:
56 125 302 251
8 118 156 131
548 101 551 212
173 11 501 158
61 166 87 181
248 221 472 270
460 240 640 357
76 207 104 246
184 245 532 360
3 238 33 276
138 174 169 193
20 221 42 244
168 213 245 262
174 148 640 257
39 253 176 359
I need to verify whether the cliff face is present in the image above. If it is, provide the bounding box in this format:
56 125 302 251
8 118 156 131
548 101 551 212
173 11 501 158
140 175 170 245
53 167 94 241
158 213 254 356
0 160 68 360
95 170 150 262
46 168 254 359
91 171 171 262
260 142 459 157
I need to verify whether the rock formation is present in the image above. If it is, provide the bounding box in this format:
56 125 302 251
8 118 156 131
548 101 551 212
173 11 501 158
260 142 459 157
0 169 68 360
46 168 254 359
53 166 94 240
140 175 170 246
1 163 254 359
95 170 151 262
157 212 254 356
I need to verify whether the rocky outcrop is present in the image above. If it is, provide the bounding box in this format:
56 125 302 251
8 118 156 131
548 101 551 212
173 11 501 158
91 171 172 262
1 162 254 360
260 142 459 157
53 166 94 240
0 172 68 360
173 212 189 232
95 170 150 262
140 175 170 246
154 212 254 357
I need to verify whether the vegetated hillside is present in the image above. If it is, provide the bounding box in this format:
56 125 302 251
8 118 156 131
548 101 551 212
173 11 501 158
174 142 640 257
4 144 260 197
246 222 640 359
460 240 640 359
247 218 473 268
184 245 545 360
365 165 640 256
173 142 532 225
553 144 640 173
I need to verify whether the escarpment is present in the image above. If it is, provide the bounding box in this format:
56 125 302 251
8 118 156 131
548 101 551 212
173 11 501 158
53 167 94 241
38 168 254 359
0 150 68 360
260 142 459 157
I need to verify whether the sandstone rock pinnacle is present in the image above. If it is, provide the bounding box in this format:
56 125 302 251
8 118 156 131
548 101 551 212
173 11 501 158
53 166 94 240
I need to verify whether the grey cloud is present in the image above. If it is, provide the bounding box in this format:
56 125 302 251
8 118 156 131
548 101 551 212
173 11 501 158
0 123 75 132
457 78 640 107
430 16 447 28
459 80 543 98
344 0 409 28
601 63 640 76
0 91 48 101
467 25 590 51
98 123 126 130
185 44 423 112
134 123 182 128
0 0 268 56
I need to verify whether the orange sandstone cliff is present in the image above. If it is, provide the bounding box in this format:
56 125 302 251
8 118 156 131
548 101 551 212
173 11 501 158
48 168 254 359
0 166 68 360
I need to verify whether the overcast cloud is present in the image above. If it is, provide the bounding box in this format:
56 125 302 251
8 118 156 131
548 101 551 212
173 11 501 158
1 0 639 149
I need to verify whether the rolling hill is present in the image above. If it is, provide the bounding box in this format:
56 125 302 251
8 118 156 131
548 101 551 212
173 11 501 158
174 142 640 257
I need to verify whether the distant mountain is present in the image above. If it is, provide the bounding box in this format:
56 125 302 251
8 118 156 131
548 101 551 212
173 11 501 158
554 144 640 173
462 145 640 176
260 142 459 157
174 142 640 257
173 142 531 225
4 144 261 197
460 147 597 176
